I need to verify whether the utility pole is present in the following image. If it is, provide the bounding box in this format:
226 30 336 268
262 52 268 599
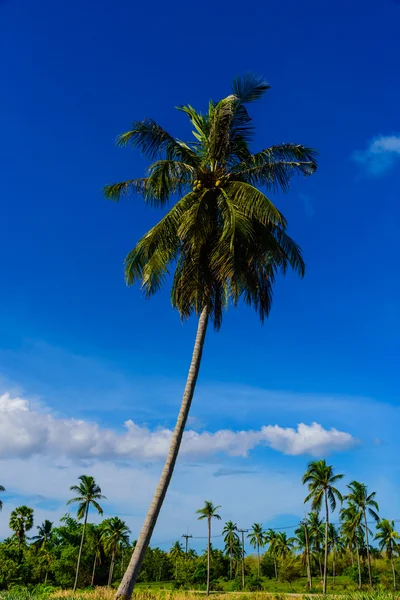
301 519 312 590
238 529 249 589
182 533 193 558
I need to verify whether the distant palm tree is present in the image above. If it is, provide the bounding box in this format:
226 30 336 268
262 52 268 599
274 531 295 568
327 523 342 583
88 526 104 586
196 501 221 595
375 519 400 589
67 475 106 592
32 520 53 550
345 481 379 587
248 523 265 578
295 521 312 589
9 505 34 550
340 502 363 589
265 529 279 579
307 511 325 578
102 517 131 587
0 484 5 511
303 459 343 594
169 540 184 579
105 74 317 600
222 521 239 579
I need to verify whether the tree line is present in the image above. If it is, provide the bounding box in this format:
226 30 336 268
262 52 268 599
0 461 399 593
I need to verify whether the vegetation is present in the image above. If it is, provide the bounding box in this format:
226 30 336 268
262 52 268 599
104 74 318 599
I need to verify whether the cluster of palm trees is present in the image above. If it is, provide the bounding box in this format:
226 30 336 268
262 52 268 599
196 460 400 595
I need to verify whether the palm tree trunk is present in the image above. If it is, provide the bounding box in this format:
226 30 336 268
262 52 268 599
229 543 232 580
274 557 277 580
73 504 89 592
323 491 329 595
45 568 49 584
333 549 336 584
91 554 97 586
108 550 116 587
257 542 260 579
115 308 209 600
356 543 362 589
207 516 211 596
305 525 312 590
391 557 396 590
363 510 372 586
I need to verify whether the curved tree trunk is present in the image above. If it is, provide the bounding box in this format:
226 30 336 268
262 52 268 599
91 555 97 586
323 491 329 595
356 544 362 589
73 504 89 592
363 510 372 586
108 550 116 587
115 308 209 600
207 516 211 596
391 557 396 589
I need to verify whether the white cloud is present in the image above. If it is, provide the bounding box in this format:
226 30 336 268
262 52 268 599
0 392 357 462
353 134 400 175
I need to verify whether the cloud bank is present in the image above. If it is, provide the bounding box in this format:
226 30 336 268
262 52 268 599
0 393 357 461
353 134 400 175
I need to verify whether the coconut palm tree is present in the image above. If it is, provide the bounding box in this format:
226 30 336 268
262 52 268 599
9 505 34 550
102 517 131 587
375 519 400 589
307 511 325 579
295 520 312 589
340 502 363 589
265 529 279 579
222 521 239 579
104 75 317 599
302 460 343 594
88 525 104 586
274 531 295 567
196 501 221 595
327 523 342 584
169 541 184 579
0 485 5 511
32 520 53 550
345 481 379 587
248 523 265 578
67 475 106 591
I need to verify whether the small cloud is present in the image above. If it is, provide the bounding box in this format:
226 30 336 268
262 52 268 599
374 437 382 446
213 468 256 477
352 134 400 175
187 415 204 430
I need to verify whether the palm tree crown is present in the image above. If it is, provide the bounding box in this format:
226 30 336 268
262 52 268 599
104 75 317 330
9 505 34 548
32 520 53 549
375 519 400 558
303 459 344 512
0 484 5 511
196 501 222 522
102 517 131 552
67 475 106 519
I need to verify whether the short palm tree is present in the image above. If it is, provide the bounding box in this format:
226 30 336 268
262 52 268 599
307 511 325 578
222 521 239 579
248 523 265 578
88 526 104 586
327 523 342 583
303 460 343 594
169 541 184 579
274 531 295 565
67 475 106 591
345 481 379 587
265 529 279 579
0 484 5 511
104 75 317 599
102 517 131 587
196 501 221 595
375 519 400 589
9 505 34 550
32 520 53 550
340 502 363 589
295 521 312 589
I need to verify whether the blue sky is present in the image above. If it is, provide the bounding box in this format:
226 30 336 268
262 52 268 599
1 0 400 550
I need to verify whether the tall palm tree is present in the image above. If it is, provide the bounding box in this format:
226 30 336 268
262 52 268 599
265 529 279 579
67 475 106 592
375 519 400 589
295 521 312 589
102 517 131 587
222 521 239 580
0 484 5 511
302 460 343 594
340 502 363 589
196 501 221 595
327 523 342 584
32 520 53 550
9 505 34 550
104 75 317 599
345 481 379 587
248 523 265 578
